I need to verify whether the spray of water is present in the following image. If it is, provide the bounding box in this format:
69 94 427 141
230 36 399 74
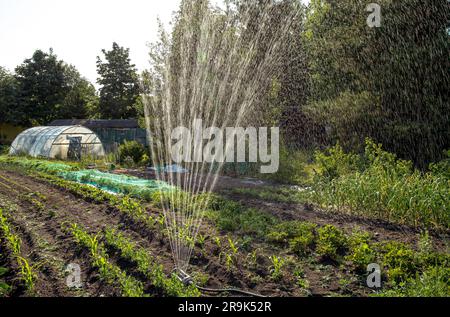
141 0 301 273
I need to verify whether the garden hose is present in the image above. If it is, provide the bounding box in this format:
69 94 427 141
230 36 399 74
174 268 266 298
194 285 266 298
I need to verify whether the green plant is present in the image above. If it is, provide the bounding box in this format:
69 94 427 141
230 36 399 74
346 243 376 272
0 266 11 296
418 230 433 255
309 140 450 230
316 225 347 261
374 266 450 297
16 256 37 292
103 227 199 297
208 195 276 237
269 255 285 281
213 236 221 249
196 234 206 249
267 221 316 248
346 230 376 271
118 141 146 165
64 223 145 297
381 242 417 285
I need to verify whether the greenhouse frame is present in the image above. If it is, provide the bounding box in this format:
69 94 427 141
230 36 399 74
9 126 105 160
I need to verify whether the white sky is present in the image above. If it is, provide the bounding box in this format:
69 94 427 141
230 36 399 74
0 0 309 86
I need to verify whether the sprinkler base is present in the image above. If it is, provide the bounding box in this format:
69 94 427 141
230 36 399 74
175 268 193 286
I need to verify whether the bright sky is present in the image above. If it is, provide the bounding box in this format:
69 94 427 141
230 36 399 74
0 0 309 86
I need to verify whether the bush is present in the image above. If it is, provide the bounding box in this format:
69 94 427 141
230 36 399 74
266 221 317 255
375 267 450 297
118 141 147 166
0 145 10 155
381 242 417 284
429 150 450 180
316 225 347 261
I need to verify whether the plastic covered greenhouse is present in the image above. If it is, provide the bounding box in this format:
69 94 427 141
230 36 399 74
9 126 105 160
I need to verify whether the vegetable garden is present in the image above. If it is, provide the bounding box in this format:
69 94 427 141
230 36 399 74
0 146 448 297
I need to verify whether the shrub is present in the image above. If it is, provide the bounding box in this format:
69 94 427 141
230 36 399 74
375 267 450 297
346 229 376 271
266 221 317 255
381 242 417 284
265 146 308 185
316 225 347 261
118 141 146 165
0 145 10 155
314 143 364 181
429 150 450 180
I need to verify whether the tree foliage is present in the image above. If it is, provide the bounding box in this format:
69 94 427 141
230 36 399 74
96 42 140 119
1 50 98 126
14 49 68 126
304 0 450 166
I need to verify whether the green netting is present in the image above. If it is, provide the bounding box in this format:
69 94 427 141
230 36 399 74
59 169 174 197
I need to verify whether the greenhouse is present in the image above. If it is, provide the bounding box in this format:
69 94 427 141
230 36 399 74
9 126 105 160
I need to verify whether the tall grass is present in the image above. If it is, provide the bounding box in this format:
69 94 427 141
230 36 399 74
309 140 449 230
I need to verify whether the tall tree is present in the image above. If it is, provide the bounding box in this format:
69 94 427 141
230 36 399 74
60 64 98 119
96 42 140 119
15 49 68 126
304 0 449 166
0 67 19 124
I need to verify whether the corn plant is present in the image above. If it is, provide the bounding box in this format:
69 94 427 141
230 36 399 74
269 255 285 281
16 256 37 292
104 227 199 297
65 223 145 297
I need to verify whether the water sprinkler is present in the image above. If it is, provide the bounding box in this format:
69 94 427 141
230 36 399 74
175 268 193 286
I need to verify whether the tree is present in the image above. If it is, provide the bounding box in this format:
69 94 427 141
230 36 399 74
96 42 140 119
303 0 449 166
14 49 68 126
59 65 98 119
0 67 19 124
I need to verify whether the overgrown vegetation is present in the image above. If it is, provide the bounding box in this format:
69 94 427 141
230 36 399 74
308 139 450 230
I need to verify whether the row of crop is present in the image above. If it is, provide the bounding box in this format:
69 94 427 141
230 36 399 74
0 207 37 293
308 140 450 230
104 228 200 297
0 155 78 174
63 223 145 297
0 164 200 297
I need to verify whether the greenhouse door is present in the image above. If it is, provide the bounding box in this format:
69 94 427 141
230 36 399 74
67 136 82 161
